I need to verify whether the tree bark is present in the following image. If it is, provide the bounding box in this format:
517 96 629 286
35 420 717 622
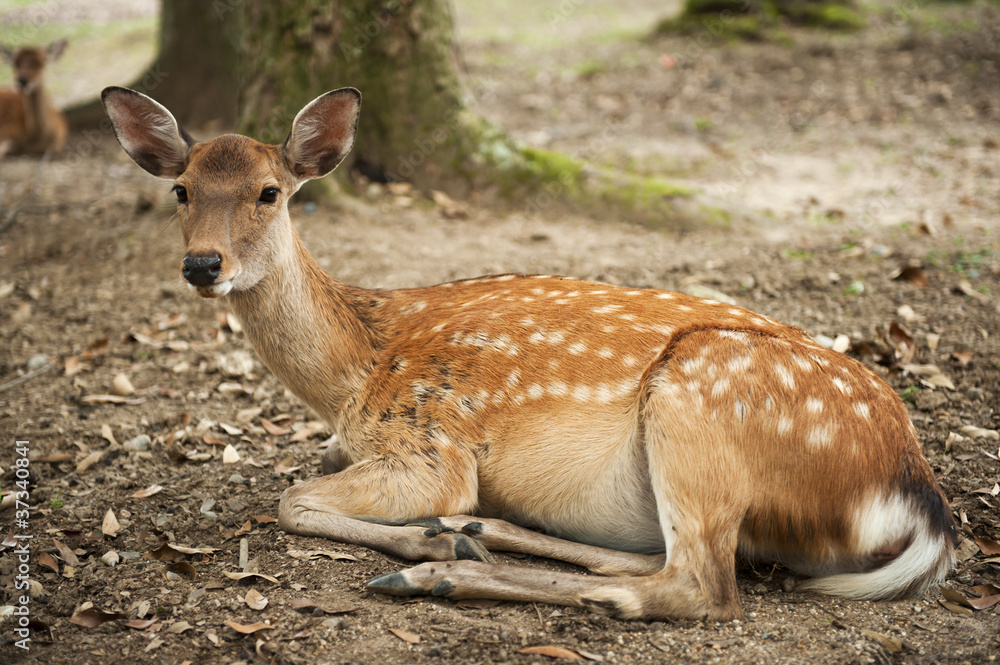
237 0 488 196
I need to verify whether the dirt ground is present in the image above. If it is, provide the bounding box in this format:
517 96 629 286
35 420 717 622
2 1 999 664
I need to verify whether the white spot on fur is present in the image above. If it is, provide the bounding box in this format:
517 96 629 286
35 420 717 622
568 342 587 355
774 363 795 389
728 355 752 372
625 290 642 296
401 301 426 315
719 330 750 343
727 308 744 317
619 314 637 322
594 384 615 403
712 377 730 397
592 304 622 314
853 402 871 419
527 384 544 399
529 331 545 344
548 382 568 397
791 354 812 371
572 385 592 401
777 416 793 435
598 347 614 359
734 399 749 422
832 376 852 394
521 317 536 326
681 356 705 374
676 305 693 312
806 397 824 414
507 370 521 387
807 423 835 448
622 355 637 367
655 293 675 299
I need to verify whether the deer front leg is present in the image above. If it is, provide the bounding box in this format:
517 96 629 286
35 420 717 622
417 516 665 576
278 451 493 563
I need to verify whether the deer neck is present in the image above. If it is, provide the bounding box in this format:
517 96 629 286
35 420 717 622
21 84 50 137
225 232 378 429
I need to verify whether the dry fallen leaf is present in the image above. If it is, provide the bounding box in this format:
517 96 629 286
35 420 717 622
519 645 585 660
225 620 274 634
859 628 903 653
166 561 198 580
167 620 194 634
100 423 118 446
131 484 164 499
223 571 280 584
102 509 121 537
245 589 269 610
274 456 301 474
287 548 358 562
32 453 75 463
974 535 1000 556
111 373 135 396
39 551 60 573
956 279 990 302
52 539 81 567
252 515 277 524
203 433 225 446
261 418 291 436
123 618 158 630
389 627 421 644
959 426 1000 441
892 265 929 287
81 394 144 405
70 608 125 628
222 444 241 464
951 350 974 366
76 450 103 474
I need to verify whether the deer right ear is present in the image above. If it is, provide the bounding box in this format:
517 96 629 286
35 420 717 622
283 88 361 183
101 87 195 179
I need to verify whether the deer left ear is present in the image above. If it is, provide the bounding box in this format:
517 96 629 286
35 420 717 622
101 86 196 179
282 88 361 182
48 38 68 61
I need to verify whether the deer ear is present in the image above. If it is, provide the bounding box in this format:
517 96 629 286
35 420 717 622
101 87 195 179
48 38 68 61
283 88 361 182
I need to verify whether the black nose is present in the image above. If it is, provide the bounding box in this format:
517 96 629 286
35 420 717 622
182 255 222 286
16 77 29 88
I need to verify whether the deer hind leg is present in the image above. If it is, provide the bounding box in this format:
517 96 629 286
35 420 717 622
278 449 493 563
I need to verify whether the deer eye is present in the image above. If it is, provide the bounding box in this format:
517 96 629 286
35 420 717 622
172 185 188 204
259 187 279 204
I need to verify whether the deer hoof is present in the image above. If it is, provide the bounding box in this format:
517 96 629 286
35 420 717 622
367 571 423 596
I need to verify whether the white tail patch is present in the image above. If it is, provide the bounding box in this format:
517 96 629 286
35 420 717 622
799 493 953 600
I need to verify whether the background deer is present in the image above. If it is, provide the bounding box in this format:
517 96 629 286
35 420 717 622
101 85 956 621
0 39 68 157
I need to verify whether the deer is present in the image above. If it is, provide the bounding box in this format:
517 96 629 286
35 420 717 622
100 85 956 621
0 39 68 157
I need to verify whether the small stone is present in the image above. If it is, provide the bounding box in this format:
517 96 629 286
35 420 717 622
27 354 49 371
124 435 151 451
227 474 245 485
427 647 443 657
101 551 120 567
967 387 985 402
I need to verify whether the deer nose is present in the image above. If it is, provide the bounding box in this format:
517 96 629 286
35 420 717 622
16 77 29 88
182 254 223 286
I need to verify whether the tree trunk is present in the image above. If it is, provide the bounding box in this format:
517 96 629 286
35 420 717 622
237 0 488 196
145 0 242 128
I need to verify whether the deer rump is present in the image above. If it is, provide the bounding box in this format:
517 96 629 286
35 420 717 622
99 85 956 621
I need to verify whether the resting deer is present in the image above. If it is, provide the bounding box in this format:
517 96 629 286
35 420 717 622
101 86 956 621
0 39 68 157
